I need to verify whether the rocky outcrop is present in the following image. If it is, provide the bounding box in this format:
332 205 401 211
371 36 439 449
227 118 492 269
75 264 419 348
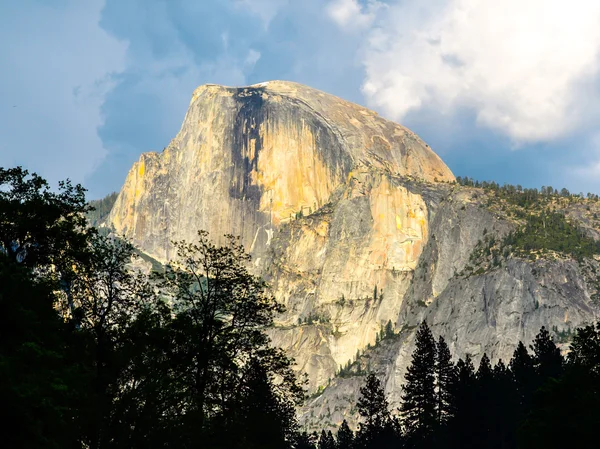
109 80 454 391
109 81 452 263
301 188 600 430
109 81 600 430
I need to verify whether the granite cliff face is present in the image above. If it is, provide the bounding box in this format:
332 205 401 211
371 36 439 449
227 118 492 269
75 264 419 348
108 81 600 429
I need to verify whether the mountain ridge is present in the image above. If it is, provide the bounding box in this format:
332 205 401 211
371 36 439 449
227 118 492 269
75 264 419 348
105 81 600 430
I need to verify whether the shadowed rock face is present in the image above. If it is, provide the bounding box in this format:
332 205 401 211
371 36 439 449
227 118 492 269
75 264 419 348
109 81 600 430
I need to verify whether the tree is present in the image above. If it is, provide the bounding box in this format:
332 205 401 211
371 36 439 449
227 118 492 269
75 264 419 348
531 326 563 381
358 374 391 433
401 322 437 441
448 355 477 449
384 320 394 339
0 257 82 449
490 360 517 449
294 431 316 449
70 236 153 449
158 231 304 444
318 429 337 449
509 342 536 416
519 324 600 449
435 336 456 425
0 166 92 275
233 358 298 449
336 420 354 449
0 167 93 448
356 373 397 449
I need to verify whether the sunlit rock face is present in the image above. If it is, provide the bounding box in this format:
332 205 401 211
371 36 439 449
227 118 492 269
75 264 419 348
110 81 600 430
109 80 454 390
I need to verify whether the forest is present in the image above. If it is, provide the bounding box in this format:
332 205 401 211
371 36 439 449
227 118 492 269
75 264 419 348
2 166 600 449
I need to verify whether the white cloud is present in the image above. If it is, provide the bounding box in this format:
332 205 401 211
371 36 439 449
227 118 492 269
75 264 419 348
332 0 600 143
326 0 381 30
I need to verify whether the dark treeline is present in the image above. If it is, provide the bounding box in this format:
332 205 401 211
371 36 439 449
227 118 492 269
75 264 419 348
2 166 600 449
313 322 600 449
1 167 303 449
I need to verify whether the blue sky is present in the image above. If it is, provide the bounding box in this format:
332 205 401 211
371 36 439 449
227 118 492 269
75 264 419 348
2 0 600 199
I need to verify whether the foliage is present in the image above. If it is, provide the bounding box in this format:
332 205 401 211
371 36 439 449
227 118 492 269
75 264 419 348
401 322 437 441
503 210 600 260
86 192 118 228
356 373 399 449
0 167 304 449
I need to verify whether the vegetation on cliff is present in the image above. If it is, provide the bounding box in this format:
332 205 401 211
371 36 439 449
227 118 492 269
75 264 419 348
86 191 118 227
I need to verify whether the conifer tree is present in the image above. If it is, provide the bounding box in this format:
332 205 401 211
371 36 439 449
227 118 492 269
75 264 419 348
491 360 517 449
318 429 336 449
435 336 456 425
336 420 354 449
356 373 398 449
235 359 297 449
509 341 536 415
294 431 316 449
401 322 437 441
449 355 477 449
385 320 394 338
531 326 563 381
357 373 391 433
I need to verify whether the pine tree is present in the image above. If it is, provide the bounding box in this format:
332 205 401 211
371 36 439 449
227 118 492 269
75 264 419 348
401 322 437 441
435 336 456 425
294 431 316 449
336 420 354 449
357 373 391 433
356 373 398 448
509 341 536 416
531 326 563 381
490 360 517 449
475 354 494 446
318 430 336 449
235 359 297 449
385 320 394 339
449 355 477 449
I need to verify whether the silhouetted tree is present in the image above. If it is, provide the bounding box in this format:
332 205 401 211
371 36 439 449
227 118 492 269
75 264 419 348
401 322 437 445
447 355 476 449
356 373 398 449
531 326 563 381
157 231 304 445
519 324 600 449
294 431 317 449
336 420 354 449
318 429 336 449
509 342 536 418
435 336 456 425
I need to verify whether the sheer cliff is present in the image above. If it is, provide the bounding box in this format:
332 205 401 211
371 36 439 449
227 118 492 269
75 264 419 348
108 81 600 429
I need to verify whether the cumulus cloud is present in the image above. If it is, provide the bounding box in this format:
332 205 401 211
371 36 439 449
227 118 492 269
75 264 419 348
326 0 381 30
332 0 600 143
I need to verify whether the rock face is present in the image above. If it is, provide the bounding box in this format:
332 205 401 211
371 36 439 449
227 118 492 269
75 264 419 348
110 81 452 262
109 80 600 430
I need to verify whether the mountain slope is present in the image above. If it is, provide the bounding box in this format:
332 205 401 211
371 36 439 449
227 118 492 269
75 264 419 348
107 81 600 429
